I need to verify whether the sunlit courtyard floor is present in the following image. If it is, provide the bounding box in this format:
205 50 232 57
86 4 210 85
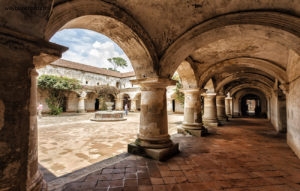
38 112 182 178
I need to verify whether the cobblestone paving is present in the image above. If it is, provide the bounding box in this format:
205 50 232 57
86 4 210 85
38 112 183 186
56 117 300 191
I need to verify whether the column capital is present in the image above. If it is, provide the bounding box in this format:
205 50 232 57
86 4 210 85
0 28 67 57
279 83 289 95
131 77 176 89
203 92 217 97
180 88 206 95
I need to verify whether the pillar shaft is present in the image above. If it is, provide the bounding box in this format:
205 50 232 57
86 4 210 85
216 95 227 122
225 97 232 117
0 43 45 190
202 93 218 126
182 89 202 129
78 92 86 113
28 68 46 191
115 97 123 110
137 82 171 148
130 99 137 112
0 30 66 190
128 78 179 160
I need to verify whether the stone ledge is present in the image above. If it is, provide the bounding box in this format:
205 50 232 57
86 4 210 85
127 142 179 161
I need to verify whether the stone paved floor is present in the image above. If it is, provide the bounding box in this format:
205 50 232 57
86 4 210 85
38 112 183 189
54 117 300 191
39 114 300 191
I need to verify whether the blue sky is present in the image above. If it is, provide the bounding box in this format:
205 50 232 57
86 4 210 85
50 29 133 73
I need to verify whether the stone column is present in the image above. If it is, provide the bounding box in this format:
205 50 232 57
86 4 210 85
78 91 87 113
128 78 179 160
0 34 65 190
216 95 227 123
28 68 47 190
225 97 232 118
130 99 137 112
180 89 206 136
115 97 123 110
202 93 218 127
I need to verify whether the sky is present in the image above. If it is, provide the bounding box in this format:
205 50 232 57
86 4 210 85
50 29 134 73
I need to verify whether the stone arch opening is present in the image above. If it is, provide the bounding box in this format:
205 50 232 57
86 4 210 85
133 93 141 111
123 94 131 111
46 0 158 78
232 88 269 118
95 98 100 111
240 94 261 117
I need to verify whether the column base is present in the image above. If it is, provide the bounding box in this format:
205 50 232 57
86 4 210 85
178 126 208 137
182 122 202 129
217 116 228 124
226 114 232 119
27 171 47 191
128 142 179 161
203 119 219 127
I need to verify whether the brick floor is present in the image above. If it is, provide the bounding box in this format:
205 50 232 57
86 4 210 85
49 117 300 191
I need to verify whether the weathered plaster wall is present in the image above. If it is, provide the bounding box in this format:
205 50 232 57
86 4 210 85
287 50 300 158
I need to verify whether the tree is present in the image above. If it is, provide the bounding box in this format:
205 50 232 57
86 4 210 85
38 75 81 115
107 57 128 71
172 73 185 105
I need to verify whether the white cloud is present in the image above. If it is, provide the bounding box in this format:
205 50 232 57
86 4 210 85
50 29 133 73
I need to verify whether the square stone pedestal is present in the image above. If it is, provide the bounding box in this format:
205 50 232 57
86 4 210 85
128 142 179 161
204 122 219 127
177 127 208 137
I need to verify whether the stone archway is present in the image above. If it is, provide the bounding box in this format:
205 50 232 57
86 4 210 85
123 94 131 111
45 0 158 79
240 94 261 117
159 12 300 77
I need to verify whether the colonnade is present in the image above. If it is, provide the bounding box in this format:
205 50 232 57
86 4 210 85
181 89 233 136
76 93 139 113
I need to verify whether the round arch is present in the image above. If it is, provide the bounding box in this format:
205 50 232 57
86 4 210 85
159 11 300 77
215 73 274 93
229 83 272 99
175 60 198 89
198 57 287 88
234 89 268 118
45 0 158 78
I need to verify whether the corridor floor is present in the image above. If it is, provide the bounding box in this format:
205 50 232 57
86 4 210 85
42 116 300 191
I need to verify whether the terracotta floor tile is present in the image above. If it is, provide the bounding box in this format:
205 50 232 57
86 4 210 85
39 115 300 191
138 185 152 191
150 177 164 185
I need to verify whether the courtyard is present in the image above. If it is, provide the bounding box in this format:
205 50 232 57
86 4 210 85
37 112 182 182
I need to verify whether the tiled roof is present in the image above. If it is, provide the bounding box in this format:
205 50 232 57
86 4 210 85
51 59 135 78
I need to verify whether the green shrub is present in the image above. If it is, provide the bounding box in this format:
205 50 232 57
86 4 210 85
38 75 81 115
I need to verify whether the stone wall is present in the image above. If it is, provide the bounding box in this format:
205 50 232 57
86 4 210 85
287 50 300 158
37 62 136 89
